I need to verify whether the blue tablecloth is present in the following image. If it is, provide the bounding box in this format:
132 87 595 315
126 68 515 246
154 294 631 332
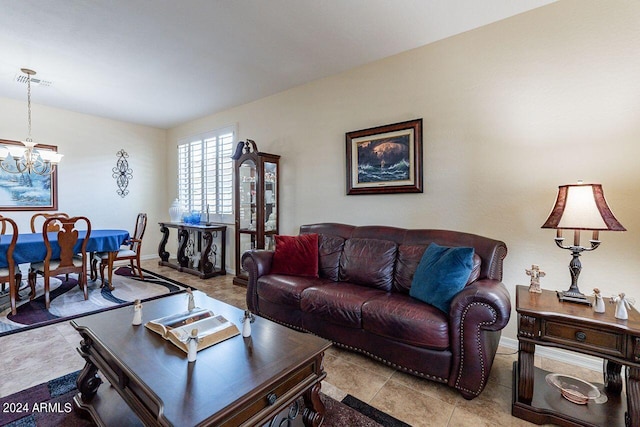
0 229 130 267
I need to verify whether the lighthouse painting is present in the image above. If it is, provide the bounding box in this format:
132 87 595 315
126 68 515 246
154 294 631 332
346 119 423 195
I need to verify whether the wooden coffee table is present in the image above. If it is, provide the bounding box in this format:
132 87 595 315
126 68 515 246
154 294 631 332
71 292 331 426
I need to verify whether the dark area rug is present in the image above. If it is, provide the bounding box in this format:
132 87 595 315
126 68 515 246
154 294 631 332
0 372 410 427
0 267 188 338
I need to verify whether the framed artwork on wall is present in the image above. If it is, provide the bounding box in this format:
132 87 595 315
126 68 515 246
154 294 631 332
346 118 423 195
0 139 58 211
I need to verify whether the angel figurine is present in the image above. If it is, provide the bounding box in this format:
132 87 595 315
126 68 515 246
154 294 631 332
241 310 256 338
187 288 196 311
592 288 605 313
525 264 545 293
611 293 635 320
187 328 199 362
132 299 143 325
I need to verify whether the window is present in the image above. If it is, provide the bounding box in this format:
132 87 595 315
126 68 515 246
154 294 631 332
177 126 235 223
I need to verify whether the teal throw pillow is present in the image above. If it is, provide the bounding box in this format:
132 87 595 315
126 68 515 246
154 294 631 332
409 243 475 313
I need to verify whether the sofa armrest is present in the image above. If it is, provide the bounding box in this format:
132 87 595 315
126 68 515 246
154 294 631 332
241 250 274 312
447 279 511 398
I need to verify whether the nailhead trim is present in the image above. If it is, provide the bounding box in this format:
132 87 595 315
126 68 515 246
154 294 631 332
454 302 497 396
258 312 448 383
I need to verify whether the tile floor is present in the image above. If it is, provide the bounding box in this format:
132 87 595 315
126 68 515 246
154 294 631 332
0 259 603 426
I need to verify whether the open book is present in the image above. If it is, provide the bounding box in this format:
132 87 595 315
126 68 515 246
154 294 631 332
145 307 240 353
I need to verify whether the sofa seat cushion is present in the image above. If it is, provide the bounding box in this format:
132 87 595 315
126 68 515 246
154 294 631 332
301 282 385 328
257 275 333 308
362 293 450 350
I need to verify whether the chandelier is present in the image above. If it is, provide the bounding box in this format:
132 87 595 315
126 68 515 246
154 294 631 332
0 68 63 175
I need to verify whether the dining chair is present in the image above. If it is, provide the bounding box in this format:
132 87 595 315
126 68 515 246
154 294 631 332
0 215 24 315
29 216 91 310
30 212 70 233
94 213 147 283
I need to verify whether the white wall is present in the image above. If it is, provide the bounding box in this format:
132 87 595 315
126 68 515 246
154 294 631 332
0 96 167 256
168 0 640 340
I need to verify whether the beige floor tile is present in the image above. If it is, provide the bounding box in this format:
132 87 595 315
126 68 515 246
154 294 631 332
389 369 462 406
323 353 390 403
369 379 455 427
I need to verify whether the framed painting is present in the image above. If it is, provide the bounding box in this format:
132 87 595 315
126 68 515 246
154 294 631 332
346 119 423 195
0 139 58 211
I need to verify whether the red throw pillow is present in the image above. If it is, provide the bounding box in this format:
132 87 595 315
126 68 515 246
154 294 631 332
270 234 319 277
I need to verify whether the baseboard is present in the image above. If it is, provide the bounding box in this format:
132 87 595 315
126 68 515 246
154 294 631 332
499 337 602 372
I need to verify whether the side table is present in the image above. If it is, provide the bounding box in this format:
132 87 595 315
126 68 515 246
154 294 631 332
512 285 640 427
158 222 226 279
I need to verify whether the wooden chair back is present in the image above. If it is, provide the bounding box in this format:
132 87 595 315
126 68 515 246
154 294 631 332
0 215 20 315
130 213 148 252
31 212 70 233
42 216 91 272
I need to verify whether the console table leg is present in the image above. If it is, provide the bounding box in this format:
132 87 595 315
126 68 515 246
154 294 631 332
177 228 190 267
627 367 640 427
302 382 325 427
158 225 170 262
518 341 535 404
604 359 623 395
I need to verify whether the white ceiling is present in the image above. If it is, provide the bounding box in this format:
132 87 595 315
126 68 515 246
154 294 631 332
0 0 556 129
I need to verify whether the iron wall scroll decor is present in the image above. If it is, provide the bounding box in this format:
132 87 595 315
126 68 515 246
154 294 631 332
113 149 133 197
346 119 423 195
0 138 58 211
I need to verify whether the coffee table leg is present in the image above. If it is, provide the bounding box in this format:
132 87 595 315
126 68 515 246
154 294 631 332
76 360 103 403
302 382 325 427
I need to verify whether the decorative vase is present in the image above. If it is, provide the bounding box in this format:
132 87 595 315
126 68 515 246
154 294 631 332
169 199 182 223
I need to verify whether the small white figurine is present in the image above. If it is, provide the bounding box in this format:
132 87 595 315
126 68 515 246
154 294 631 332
132 299 142 325
526 264 545 293
611 293 634 320
241 310 255 338
187 288 196 311
187 328 199 362
592 288 606 313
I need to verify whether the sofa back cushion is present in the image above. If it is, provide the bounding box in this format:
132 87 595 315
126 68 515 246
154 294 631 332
270 234 319 277
395 244 481 293
318 234 345 281
409 243 476 313
339 237 397 291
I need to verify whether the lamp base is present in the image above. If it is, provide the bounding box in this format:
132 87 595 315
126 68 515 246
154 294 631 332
557 290 592 306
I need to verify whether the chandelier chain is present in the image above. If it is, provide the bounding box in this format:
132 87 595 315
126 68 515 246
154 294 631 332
27 72 32 139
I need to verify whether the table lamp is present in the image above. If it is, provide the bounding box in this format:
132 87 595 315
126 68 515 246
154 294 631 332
541 182 626 305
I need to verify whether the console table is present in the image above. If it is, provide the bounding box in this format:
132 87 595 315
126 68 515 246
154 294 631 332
513 285 640 426
158 222 226 279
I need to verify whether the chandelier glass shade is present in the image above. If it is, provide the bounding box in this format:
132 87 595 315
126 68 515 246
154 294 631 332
0 68 63 176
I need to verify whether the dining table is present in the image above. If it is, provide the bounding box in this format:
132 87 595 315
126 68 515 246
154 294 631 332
0 229 130 289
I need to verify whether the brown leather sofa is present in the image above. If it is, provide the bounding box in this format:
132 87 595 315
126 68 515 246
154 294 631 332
243 223 511 399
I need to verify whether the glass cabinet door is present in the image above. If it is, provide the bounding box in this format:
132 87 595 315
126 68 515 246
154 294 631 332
238 160 256 231
264 161 277 236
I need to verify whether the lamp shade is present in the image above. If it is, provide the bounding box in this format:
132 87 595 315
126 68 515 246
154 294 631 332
541 183 626 231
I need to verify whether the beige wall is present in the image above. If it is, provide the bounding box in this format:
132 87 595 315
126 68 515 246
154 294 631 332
168 0 640 340
0 96 167 254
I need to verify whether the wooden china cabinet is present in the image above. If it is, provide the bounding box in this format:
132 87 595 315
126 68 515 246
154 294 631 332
232 139 280 286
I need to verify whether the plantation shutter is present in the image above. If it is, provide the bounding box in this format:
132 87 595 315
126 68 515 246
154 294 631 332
177 126 235 222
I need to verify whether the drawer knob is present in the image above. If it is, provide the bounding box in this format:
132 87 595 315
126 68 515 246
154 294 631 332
267 392 277 405
575 331 587 342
